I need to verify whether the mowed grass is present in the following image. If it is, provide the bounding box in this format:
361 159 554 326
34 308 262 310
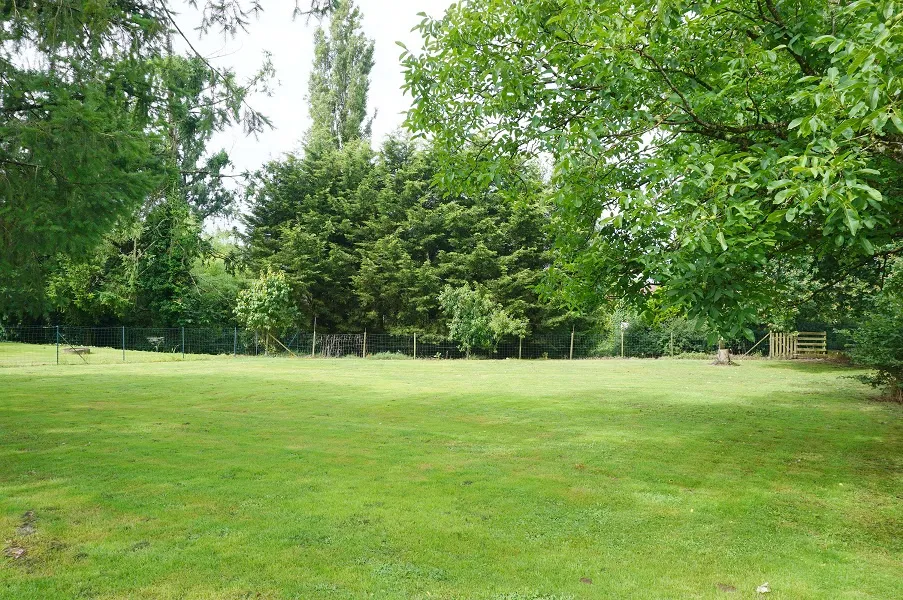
0 342 219 367
0 357 900 599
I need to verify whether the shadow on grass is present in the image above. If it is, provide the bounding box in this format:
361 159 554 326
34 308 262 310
758 359 859 374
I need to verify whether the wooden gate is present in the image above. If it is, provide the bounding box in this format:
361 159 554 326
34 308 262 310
796 331 827 357
769 331 827 358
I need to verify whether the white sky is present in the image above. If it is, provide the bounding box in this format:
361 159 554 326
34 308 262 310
176 0 454 176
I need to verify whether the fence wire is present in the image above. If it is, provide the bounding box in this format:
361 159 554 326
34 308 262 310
0 325 846 367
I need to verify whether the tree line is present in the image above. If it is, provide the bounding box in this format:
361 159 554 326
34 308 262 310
3 0 901 393
3 1 581 338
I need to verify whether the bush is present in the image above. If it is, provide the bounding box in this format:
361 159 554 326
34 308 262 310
234 270 298 352
438 284 527 356
849 293 903 401
368 351 412 360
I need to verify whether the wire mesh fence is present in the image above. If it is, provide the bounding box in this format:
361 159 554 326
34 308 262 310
0 324 847 367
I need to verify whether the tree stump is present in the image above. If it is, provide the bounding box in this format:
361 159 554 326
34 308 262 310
713 348 731 365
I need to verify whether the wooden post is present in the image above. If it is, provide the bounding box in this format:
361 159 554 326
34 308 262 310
362 329 367 358
311 315 317 358
122 326 126 362
413 333 417 359
55 325 59 365
518 336 523 360
569 328 575 360
181 327 185 359
621 328 625 358
233 327 238 357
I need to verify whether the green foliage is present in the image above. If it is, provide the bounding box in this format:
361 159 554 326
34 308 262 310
403 0 903 338
153 53 274 219
439 283 527 355
245 0 563 335
366 351 413 360
0 1 276 318
132 197 209 326
246 135 558 332
44 225 142 326
245 140 376 329
234 269 299 346
189 233 252 326
849 261 903 400
44 206 249 328
307 0 375 152
0 49 162 315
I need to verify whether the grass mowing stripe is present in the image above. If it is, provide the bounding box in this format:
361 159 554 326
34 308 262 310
0 358 900 599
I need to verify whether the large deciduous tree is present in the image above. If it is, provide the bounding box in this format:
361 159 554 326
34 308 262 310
402 0 903 339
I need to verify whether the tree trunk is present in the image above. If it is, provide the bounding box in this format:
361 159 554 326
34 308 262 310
714 348 732 365
713 338 731 365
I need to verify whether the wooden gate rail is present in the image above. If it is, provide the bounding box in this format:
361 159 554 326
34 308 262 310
769 331 827 359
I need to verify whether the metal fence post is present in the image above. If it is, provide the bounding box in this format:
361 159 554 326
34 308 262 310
181 327 185 359
621 328 625 358
413 332 417 359
363 329 367 358
518 336 522 360
569 328 575 360
122 326 126 362
55 325 60 365
233 327 238 357
311 316 317 358
670 331 674 358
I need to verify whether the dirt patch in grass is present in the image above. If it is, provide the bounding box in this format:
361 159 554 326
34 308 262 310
3 544 27 560
16 510 37 537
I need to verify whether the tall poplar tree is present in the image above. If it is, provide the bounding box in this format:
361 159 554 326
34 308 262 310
245 0 376 329
306 0 375 152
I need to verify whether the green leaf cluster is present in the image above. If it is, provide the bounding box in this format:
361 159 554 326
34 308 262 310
438 283 528 355
234 269 299 344
403 0 903 336
1 1 276 318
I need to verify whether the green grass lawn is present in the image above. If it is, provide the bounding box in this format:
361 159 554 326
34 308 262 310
1 358 900 599
0 341 218 367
